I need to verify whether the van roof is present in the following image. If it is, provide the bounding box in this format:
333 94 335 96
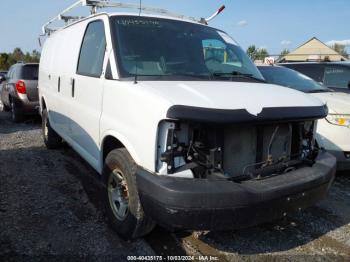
46 11 208 37
42 1 225 37
108 12 203 25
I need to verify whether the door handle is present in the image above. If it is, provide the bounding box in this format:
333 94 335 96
70 78 75 97
58 77 61 93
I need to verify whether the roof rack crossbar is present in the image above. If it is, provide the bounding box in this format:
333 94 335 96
60 15 86 23
42 0 225 35
42 0 86 34
92 2 194 19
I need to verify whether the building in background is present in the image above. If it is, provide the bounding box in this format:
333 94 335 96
278 37 348 62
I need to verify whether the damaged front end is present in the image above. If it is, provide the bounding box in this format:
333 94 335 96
136 105 335 231
156 119 318 181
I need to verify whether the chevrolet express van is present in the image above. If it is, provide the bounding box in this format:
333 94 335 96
39 3 336 239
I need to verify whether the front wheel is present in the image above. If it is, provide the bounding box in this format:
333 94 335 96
104 148 155 239
42 109 62 149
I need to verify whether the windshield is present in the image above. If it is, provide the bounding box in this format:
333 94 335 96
111 16 264 81
258 66 330 93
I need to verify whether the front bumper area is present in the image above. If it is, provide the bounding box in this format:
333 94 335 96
136 152 336 231
327 150 350 171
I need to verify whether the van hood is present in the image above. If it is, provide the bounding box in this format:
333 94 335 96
310 92 350 114
139 81 325 116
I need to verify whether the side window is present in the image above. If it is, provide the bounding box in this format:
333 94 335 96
77 20 106 77
7 68 13 79
324 66 350 89
14 66 22 80
15 66 21 79
10 67 17 80
8 66 16 79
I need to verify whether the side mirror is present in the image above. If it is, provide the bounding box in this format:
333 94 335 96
0 76 5 84
348 81 350 89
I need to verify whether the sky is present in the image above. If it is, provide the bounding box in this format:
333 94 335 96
0 0 349 55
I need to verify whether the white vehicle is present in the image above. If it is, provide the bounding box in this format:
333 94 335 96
315 93 350 170
259 65 350 170
39 0 336 239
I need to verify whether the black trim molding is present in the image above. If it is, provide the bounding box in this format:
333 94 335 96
166 105 328 124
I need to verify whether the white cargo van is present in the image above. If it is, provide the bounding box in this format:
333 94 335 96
39 0 336 239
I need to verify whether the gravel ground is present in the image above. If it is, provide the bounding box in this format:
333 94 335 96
1 104 350 261
0 108 154 261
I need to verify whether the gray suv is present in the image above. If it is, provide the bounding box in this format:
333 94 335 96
0 63 39 122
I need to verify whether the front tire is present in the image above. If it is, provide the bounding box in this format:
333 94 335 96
104 148 155 239
42 109 62 149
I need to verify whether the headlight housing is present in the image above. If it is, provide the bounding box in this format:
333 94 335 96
326 114 350 127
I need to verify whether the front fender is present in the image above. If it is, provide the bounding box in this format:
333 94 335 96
100 129 141 168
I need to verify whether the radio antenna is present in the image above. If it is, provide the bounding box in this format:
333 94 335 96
200 5 225 24
138 0 142 16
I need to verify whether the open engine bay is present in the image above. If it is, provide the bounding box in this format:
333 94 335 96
156 120 318 181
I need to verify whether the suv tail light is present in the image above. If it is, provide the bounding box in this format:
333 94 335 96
15 80 26 94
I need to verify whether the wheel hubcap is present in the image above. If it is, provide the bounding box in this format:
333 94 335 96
108 169 129 221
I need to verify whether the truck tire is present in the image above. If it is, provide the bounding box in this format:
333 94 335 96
11 100 23 122
103 148 155 239
42 109 62 149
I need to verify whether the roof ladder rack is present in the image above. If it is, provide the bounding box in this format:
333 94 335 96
42 0 225 35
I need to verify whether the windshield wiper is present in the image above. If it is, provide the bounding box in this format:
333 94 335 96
170 73 210 79
307 89 332 93
124 73 210 81
212 71 266 83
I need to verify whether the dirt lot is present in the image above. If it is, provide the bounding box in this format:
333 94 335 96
1 106 350 261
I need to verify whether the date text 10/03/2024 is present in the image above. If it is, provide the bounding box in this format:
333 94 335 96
127 256 220 261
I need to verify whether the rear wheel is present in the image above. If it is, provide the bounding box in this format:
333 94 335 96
42 109 62 149
11 99 23 122
104 148 155 239
1 99 10 111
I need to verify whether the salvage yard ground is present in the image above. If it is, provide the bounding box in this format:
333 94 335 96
0 105 350 261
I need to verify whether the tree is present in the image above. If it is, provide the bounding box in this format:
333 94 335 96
331 44 349 59
256 48 269 60
12 47 25 62
31 50 41 62
0 53 10 70
246 45 270 61
279 49 290 58
0 48 40 70
246 45 258 61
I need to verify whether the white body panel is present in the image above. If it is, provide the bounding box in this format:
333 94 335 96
311 92 350 153
39 13 326 175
